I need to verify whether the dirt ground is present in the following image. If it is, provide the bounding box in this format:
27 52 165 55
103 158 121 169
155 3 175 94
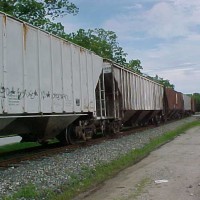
74 126 200 200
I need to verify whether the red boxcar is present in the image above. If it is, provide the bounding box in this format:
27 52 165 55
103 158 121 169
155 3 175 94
164 88 184 119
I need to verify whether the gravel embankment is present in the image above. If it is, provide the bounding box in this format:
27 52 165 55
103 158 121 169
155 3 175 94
0 117 197 198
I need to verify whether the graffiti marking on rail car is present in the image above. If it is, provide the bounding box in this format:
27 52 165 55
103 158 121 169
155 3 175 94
0 86 72 106
1 98 4 110
52 93 70 101
40 91 51 99
0 86 38 100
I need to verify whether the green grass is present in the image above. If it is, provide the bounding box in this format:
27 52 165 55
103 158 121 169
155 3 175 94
3 120 200 200
2 184 55 200
2 184 39 200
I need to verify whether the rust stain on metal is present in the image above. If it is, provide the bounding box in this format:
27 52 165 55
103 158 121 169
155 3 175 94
3 15 6 26
64 41 71 46
165 88 184 110
80 47 85 53
23 23 28 50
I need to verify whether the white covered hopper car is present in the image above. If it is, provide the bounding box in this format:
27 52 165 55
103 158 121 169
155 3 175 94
100 60 164 127
0 12 103 143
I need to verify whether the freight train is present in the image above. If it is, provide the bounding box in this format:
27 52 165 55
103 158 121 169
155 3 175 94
0 12 195 144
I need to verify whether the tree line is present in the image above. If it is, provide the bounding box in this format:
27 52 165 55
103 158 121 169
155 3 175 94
0 0 177 89
192 94 200 112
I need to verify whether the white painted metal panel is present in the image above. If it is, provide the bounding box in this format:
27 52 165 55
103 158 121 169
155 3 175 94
6 18 24 113
71 45 81 112
0 12 103 115
143 78 146 110
24 26 40 113
0 15 3 113
132 75 137 110
145 81 149 110
130 74 134 110
62 42 73 112
149 82 153 109
183 94 191 110
138 77 142 109
124 71 128 109
109 61 163 111
150 84 154 109
80 49 89 112
127 72 131 110
150 82 153 109
51 36 63 113
39 31 52 113
155 85 162 110
86 52 94 111
143 79 147 109
135 76 139 110
151 84 155 108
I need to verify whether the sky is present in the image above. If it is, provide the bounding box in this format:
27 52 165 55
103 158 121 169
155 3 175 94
59 0 200 94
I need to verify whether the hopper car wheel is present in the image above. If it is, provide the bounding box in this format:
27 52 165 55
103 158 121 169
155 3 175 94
109 121 121 135
91 125 97 139
56 124 75 145
66 124 76 145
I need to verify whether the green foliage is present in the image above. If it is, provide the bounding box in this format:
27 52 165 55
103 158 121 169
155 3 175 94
0 0 78 37
67 28 127 65
2 184 38 200
151 74 174 89
193 93 200 112
127 59 143 74
3 183 54 200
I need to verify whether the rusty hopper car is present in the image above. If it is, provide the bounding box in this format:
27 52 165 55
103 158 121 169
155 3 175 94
0 12 103 143
164 88 184 119
97 60 164 128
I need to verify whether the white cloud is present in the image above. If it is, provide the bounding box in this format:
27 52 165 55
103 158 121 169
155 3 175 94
102 0 200 93
124 3 143 10
104 0 200 39
143 2 190 38
158 68 200 93
145 0 200 38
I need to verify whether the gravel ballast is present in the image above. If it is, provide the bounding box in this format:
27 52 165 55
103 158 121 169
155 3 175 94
0 117 197 198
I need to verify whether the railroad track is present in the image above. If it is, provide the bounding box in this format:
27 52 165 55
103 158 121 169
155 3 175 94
0 143 81 169
0 125 156 169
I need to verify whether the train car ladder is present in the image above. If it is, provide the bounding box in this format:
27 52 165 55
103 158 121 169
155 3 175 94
98 71 107 117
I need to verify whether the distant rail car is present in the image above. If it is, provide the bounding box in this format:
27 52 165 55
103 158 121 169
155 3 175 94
0 12 195 144
100 60 164 127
